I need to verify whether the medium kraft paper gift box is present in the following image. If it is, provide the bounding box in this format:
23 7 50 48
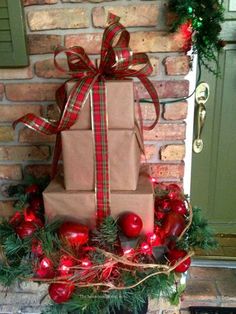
66 80 135 130
62 127 143 191
43 170 154 234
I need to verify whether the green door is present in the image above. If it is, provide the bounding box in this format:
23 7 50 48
191 1 236 234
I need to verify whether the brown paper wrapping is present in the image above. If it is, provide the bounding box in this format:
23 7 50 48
43 170 154 234
62 127 143 191
66 80 135 130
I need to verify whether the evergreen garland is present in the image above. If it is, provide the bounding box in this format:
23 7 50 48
0 179 217 314
169 0 225 75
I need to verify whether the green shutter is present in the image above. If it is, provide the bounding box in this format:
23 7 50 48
0 0 28 67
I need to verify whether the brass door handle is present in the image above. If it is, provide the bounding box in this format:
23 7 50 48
193 83 210 153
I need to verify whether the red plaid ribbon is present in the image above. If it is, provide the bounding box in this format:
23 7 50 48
13 13 160 221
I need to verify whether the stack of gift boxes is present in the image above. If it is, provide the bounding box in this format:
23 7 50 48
43 79 154 234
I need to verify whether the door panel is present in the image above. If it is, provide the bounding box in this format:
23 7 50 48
191 44 236 233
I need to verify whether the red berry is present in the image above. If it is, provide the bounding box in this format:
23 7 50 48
48 283 75 304
58 222 89 246
155 198 171 212
25 184 39 195
162 212 186 238
167 249 191 273
15 221 40 239
170 199 187 215
146 232 162 246
31 239 43 257
155 210 166 221
119 212 143 238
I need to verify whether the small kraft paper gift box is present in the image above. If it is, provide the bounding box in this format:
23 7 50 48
62 126 143 191
66 79 135 130
43 169 154 234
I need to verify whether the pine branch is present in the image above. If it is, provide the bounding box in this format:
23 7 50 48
177 207 218 251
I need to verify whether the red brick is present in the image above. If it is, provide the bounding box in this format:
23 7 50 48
35 59 69 79
139 102 163 122
0 67 33 80
65 30 186 54
0 84 4 100
142 144 157 162
160 144 185 161
129 31 186 53
65 33 103 54
25 164 63 178
93 4 158 28
28 35 62 55
0 126 14 142
0 165 22 180
149 163 184 179
0 104 42 122
19 128 56 143
135 80 189 99
0 146 50 161
149 57 160 76
23 0 57 5
164 56 190 76
5 84 60 101
144 123 186 141
163 102 188 120
28 8 89 31
44 104 61 122
0 201 15 218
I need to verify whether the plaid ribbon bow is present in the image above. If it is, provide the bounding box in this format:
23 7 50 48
13 13 160 222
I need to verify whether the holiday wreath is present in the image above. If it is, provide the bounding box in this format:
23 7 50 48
0 178 217 314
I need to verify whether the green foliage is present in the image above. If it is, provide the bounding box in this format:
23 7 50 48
177 207 218 251
92 216 119 252
169 0 224 75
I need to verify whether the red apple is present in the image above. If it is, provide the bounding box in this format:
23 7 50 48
166 184 182 200
119 212 143 238
35 257 55 279
58 221 89 246
167 248 191 273
170 199 187 215
161 212 186 238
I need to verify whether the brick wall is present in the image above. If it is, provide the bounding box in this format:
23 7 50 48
0 0 190 216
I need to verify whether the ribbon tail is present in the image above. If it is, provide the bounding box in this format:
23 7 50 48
138 76 160 131
13 113 58 135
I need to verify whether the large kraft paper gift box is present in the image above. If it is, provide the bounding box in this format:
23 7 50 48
66 80 135 130
43 169 154 234
62 126 143 191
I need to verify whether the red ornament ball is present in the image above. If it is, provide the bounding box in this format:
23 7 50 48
161 212 186 238
58 255 75 276
35 257 55 279
15 221 40 239
48 282 75 304
167 249 191 273
170 199 187 215
119 212 143 238
58 221 89 246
